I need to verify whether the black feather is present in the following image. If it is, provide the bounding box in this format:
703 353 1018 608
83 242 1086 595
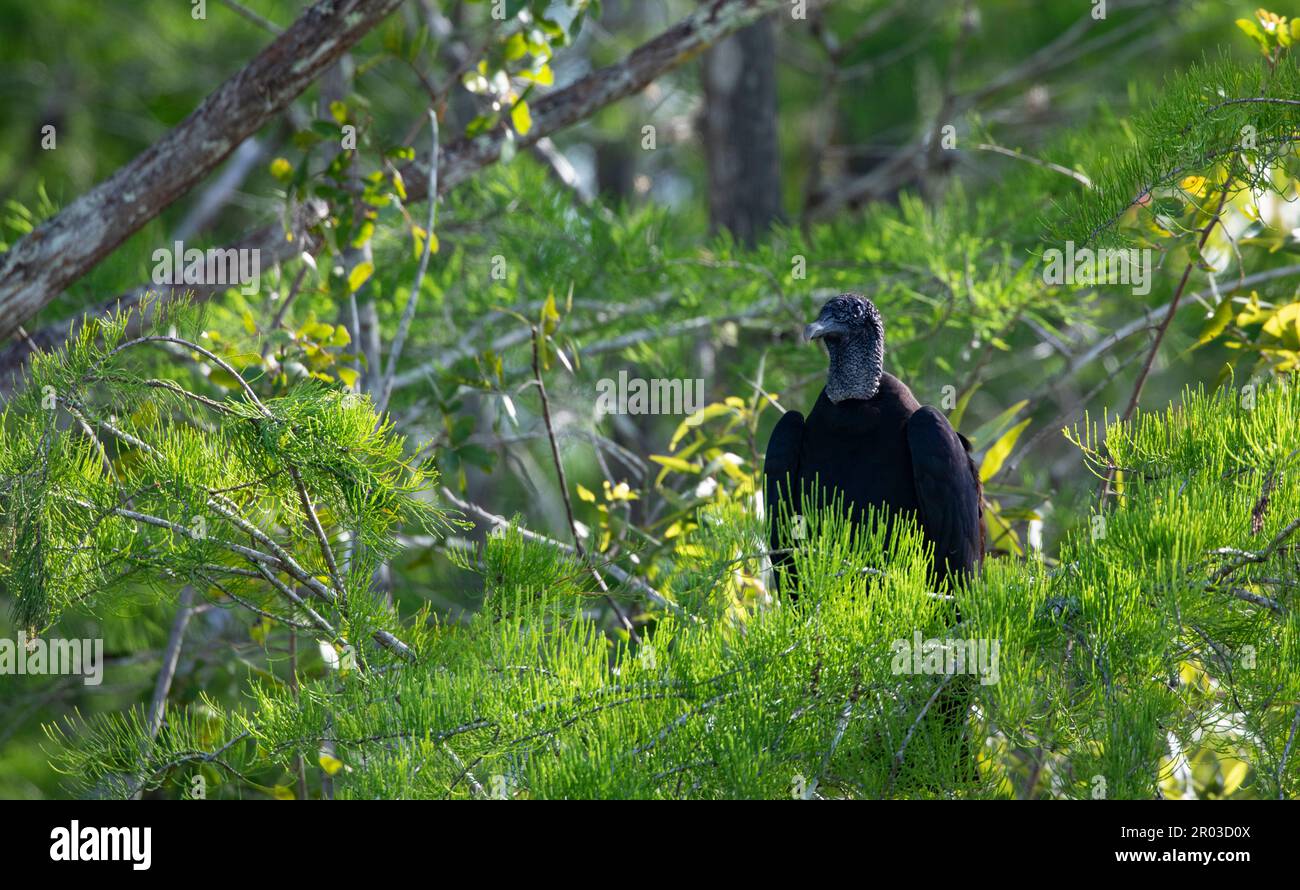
764 294 984 590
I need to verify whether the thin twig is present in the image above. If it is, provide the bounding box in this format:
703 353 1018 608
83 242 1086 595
441 743 485 798
806 680 862 799
145 584 196 742
437 486 686 620
133 585 196 799
1279 706 1300 799
1102 178 1232 501
530 327 639 643
219 0 283 34
971 142 1092 187
884 673 956 797
269 263 310 334
1211 517 1300 583
289 628 308 800
1226 586 1285 615
379 109 439 414
252 563 342 644
288 465 346 601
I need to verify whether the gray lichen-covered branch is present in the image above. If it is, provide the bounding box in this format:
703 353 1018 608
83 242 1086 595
0 0 407 344
0 0 820 391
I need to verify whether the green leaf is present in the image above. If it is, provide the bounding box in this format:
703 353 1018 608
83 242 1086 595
208 367 244 390
1152 197 1185 217
302 321 335 341
949 385 978 432
1192 298 1235 349
968 399 1029 447
458 444 496 473
465 114 497 138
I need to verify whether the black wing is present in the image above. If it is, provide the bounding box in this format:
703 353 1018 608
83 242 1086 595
905 406 984 584
763 409 805 598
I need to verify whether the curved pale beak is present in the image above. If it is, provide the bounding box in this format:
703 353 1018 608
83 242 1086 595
804 319 830 342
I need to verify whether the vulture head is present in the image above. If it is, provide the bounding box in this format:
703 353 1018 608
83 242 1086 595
804 293 884 403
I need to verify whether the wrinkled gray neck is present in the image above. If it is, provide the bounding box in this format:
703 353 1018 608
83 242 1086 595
825 330 884 403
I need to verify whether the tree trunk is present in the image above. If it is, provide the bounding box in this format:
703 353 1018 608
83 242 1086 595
702 16 783 245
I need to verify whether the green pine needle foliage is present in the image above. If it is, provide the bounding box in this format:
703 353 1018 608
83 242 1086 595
37 381 1300 799
1051 51 1300 248
0 303 450 659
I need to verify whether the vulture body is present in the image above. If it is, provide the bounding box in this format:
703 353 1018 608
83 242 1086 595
765 294 984 593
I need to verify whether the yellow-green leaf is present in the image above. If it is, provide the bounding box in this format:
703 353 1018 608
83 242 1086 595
511 100 532 136
302 321 335 341
347 261 374 293
669 402 735 450
520 64 554 86
413 226 439 258
504 32 528 61
1236 17 1269 53
649 455 701 474
1236 291 1270 326
540 291 560 336
351 220 375 248
1262 302 1300 347
1221 757 1250 796
980 418 1031 482
604 480 639 501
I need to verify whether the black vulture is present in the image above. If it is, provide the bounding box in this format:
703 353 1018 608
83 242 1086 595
764 293 985 594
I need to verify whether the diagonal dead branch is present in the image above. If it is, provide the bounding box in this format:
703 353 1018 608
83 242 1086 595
0 0 407 345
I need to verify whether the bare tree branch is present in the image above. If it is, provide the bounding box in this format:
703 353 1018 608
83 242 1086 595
0 0 407 344
531 327 640 643
0 0 821 392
